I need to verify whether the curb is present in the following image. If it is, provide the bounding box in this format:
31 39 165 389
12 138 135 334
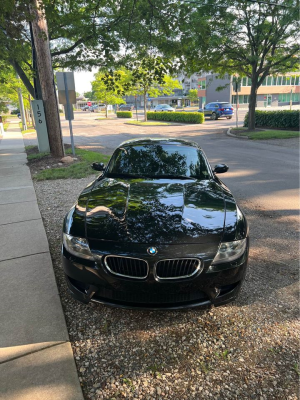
226 128 249 139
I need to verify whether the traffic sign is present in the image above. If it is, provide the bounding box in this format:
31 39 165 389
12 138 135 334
87 101 92 106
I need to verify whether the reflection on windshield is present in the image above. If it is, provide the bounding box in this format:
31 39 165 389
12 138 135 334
107 144 211 180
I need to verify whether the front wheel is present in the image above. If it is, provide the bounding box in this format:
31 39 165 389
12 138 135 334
226 116 232 119
211 113 218 120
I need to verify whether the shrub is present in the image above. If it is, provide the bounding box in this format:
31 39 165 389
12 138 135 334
11 109 20 115
147 111 204 124
244 110 299 129
117 111 132 118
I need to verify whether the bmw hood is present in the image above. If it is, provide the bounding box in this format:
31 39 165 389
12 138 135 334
85 177 228 244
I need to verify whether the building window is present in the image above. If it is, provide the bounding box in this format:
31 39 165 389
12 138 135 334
272 76 277 85
286 76 291 85
262 78 267 86
247 78 252 86
198 81 206 90
267 76 272 86
295 76 300 85
242 77 247 86
232 95 249 104
277 76 282 85
282 76 287 85
292 93 299 102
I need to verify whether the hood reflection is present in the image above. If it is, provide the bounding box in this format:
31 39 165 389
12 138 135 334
86 177 226 244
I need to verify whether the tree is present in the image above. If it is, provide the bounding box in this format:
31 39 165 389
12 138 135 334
1 0 184 152
92 70 127 118
83 91 97 101
30 0 64 157
0 63 32 122
124 57 181 121
187 89 198 104
175 0 299 130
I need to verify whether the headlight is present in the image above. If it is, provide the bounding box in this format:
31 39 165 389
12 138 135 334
212 238 247 265
63 233 94 260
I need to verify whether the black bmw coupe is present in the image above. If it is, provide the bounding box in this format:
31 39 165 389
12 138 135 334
62 138 249 309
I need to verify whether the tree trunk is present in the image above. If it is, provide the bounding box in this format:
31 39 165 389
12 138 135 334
30 0 64 157
144 91 147 122
105 102 108 118
248 75 258 131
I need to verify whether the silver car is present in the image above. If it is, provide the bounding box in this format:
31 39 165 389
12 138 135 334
154 104 175 112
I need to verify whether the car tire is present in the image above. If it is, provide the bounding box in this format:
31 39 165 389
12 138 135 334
211 113 218 120
226 116 232 119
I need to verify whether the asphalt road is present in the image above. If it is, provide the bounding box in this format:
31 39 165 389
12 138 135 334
25 110 299 222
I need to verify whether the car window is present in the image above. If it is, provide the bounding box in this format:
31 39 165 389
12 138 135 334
221 103 232 108
106 144 211 180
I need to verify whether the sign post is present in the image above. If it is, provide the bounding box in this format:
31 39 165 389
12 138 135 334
56 72 76 155
232 78 241 128
135 95 138 121
31 100 50 152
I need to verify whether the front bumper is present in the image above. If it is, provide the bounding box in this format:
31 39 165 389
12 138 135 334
62 239 249 310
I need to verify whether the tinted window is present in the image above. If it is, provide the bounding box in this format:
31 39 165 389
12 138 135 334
219 103 232 108
107 144 211 179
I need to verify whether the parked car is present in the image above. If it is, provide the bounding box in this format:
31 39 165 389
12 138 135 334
198 102 234 120
154 104 175 112
81 105 92 111
91 104 106 112
62 138 249 310
119 104 135 111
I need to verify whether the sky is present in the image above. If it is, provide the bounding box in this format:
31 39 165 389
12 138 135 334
73 69 97 95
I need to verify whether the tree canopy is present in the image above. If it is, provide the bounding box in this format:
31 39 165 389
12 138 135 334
172 0 299 129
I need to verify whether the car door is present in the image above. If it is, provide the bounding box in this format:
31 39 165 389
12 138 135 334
204 103 212 117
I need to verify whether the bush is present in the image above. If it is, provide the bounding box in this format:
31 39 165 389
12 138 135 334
11 109 20 115
244 110 299 129
147 111 204 124
117 111 132 118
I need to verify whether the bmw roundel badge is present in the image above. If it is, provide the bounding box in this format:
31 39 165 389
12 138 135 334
147 247 157 255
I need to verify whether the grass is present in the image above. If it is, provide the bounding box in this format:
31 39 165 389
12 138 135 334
31 147 110 180
19 121 36 134
231 127 300 140
3 123 9 131
27 152 50 161
125 120 171 126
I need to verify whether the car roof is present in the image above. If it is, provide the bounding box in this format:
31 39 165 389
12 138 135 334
119 138 201 149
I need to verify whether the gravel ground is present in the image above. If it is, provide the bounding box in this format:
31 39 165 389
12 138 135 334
32 176 299 400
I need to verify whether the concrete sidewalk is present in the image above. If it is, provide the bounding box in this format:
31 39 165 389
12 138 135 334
0 121 84 400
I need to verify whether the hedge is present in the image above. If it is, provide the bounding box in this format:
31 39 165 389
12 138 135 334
147 111 204 124
244 110 299 129
117 111 132 118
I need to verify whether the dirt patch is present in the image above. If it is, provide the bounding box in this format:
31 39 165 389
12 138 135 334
25 145 79 176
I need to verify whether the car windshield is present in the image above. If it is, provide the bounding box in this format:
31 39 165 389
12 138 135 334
106 144 211 180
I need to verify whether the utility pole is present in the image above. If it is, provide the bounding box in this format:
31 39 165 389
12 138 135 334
29 0 64 157
17 77 27 131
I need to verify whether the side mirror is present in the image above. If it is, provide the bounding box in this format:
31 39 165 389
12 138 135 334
91 162 105 171
213 164 229 174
